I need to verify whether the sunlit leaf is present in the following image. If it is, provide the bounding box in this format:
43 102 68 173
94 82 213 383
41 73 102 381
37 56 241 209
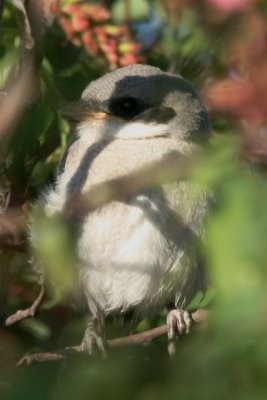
112 0 150 22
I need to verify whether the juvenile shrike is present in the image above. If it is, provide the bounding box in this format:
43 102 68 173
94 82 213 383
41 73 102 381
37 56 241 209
31 64 210 355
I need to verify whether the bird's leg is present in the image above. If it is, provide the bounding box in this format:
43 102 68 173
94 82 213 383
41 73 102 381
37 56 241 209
80 315 107 357
166 309 193 356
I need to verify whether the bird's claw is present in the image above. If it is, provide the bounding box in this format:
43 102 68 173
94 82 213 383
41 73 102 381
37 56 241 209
167 309 193 355
80 321 107 358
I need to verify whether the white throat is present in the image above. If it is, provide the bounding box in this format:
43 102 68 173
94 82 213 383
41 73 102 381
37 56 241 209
77 119 169 142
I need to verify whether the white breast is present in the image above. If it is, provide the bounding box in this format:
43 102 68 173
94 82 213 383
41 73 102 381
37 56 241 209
76 188 201 317
41 122 208 317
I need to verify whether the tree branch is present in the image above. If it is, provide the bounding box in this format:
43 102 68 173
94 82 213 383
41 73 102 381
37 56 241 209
4 283 46 327
0 0 5 25
17 309 208 366
64 151 196 218
0 0 45 327
0 0 44 152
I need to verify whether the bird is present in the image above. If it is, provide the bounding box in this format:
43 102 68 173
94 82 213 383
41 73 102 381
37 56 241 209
31 64 211 355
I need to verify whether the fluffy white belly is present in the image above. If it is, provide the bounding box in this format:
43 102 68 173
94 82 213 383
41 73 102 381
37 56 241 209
77 197 191 316
41 179 207 317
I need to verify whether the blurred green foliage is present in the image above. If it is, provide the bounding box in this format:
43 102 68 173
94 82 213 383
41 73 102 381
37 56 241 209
1 0 267 399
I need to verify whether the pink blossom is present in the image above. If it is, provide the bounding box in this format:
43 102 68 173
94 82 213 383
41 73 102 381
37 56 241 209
206 0 253 12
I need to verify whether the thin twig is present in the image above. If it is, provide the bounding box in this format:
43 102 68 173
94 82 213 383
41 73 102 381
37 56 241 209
0 0 5 27
4 284 46 327
123 0 130 25
65 151 195 218
0 206 25 245
17 309 208 366
0 253 9 321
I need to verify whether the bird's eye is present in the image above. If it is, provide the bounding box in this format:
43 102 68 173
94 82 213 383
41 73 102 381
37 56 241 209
111 97 143 119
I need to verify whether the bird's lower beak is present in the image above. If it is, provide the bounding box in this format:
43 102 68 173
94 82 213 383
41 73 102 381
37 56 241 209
60 101 124 123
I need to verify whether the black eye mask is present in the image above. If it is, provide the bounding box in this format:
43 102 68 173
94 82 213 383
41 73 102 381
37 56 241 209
109 96 146 119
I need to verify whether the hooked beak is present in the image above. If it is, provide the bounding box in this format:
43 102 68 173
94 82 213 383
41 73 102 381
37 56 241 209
60 100 125 123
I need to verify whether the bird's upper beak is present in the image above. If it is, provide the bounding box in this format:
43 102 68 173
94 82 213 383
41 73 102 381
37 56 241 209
60 100 124 123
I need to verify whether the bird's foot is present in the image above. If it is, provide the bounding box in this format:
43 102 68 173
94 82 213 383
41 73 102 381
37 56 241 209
167 309 193 356
80 319 107 358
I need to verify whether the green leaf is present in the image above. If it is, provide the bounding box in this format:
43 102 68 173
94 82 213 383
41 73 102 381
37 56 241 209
20 318 51 341
32 211 78 301
112 0 150 22
0 49 19 87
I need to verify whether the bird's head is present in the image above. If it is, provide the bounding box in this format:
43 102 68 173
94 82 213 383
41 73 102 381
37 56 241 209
62 64 209 143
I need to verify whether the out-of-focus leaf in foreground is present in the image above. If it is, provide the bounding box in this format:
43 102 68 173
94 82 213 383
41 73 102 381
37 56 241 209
31 209 78 301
